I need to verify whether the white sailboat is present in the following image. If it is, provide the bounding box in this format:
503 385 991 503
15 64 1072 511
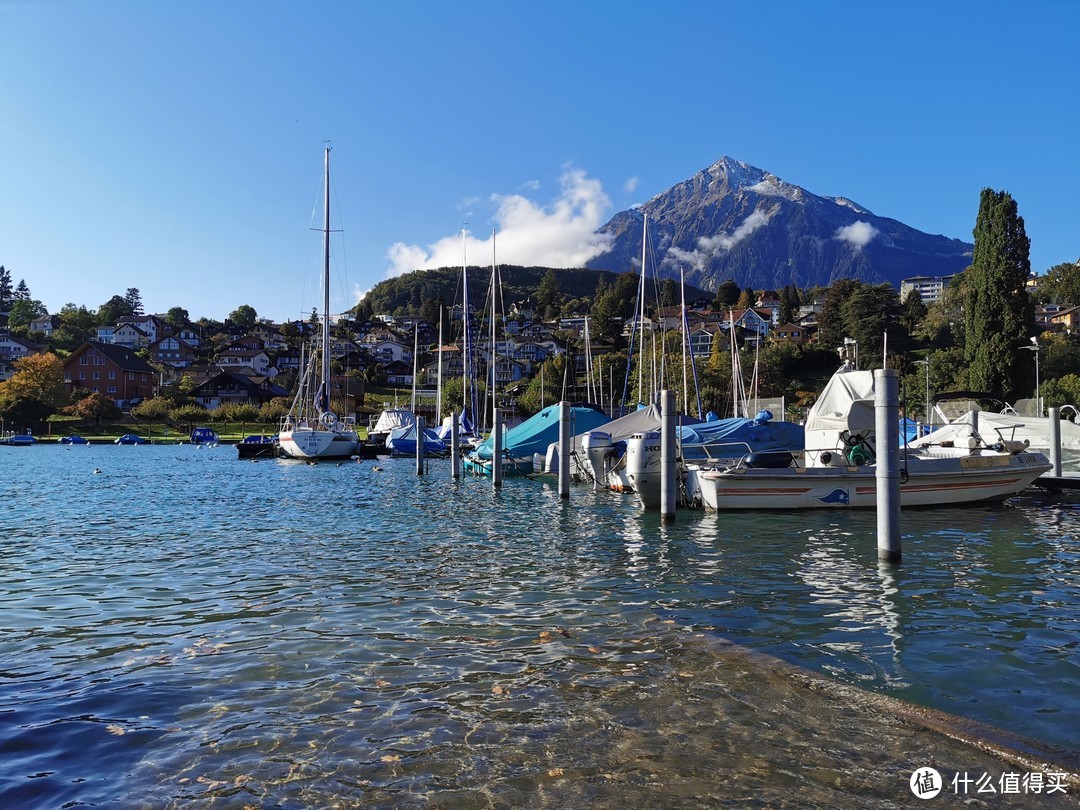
278 147 359 460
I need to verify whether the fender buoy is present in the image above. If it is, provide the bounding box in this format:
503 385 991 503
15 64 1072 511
321 411 337 428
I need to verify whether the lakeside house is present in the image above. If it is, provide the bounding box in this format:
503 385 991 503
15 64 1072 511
63 341 157 407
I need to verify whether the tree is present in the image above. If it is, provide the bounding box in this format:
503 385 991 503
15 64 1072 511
124 287 144 316
228 304 258 330
7 298 46 329
901 288 928 331
964 188 1035 401
165 306 190 326
0 353 69 426
130 397 172 421
69 391 122 425
1033 260 1080 305
660 278 677 307
736 287 756 311
778 284 800 325
170 403 210 432
14 279 30 301
816 279 862 353
0 266 12 310
713 279 740 308
97 295 132 325
535 269 562 319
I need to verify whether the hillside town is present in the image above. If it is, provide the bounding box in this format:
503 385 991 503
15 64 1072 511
1 261 1079 435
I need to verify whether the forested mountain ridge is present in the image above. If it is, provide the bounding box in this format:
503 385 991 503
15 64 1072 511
356 265 713 321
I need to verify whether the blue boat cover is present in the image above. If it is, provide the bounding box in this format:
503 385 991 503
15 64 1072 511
676 412 804 459
471 404 610 461
387 424 447 455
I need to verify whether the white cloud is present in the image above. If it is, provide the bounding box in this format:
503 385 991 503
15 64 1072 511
385 166 614 276
834 220 879 250
666 205 778 272
624 176 640 194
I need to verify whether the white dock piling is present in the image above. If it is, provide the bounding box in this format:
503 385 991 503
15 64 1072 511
558 401 571 499
492 407 504 488
875 369 901 563
416 416 426 476
450 412 460 480
660 389 677 521
1048 406 1062 476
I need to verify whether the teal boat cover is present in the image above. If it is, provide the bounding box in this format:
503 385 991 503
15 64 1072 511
471 404 610 461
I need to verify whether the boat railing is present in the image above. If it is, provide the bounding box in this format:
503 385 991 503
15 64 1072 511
692 441 755 464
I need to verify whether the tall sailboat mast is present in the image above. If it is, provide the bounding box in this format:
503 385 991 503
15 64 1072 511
638 214 647 405
490 228 498 431
436 306 443 425
461 228 471 419
321 146 332 408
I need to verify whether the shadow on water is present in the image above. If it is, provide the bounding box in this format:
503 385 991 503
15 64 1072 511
0 448 1077 807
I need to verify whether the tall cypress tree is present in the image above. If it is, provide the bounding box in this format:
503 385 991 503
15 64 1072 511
964 188 1035 400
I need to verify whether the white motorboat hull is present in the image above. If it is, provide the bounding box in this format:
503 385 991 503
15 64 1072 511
691 451 1051 510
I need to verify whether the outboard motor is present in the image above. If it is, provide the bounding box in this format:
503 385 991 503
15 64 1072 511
626 430 662 509
582 431 614 490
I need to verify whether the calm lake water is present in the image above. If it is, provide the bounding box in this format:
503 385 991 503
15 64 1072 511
1 444 1077 808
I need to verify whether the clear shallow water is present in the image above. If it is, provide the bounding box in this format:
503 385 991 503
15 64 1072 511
0 444 1077 807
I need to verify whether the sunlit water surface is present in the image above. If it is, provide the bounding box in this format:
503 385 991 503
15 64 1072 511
1 445 1077 808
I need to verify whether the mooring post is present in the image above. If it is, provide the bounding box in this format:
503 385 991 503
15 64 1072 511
415 416 426 476
558 400 571 499
1048 406 1062 477
660 389 677 521
492 407 504 488
450 411 460 480
875 368 901 563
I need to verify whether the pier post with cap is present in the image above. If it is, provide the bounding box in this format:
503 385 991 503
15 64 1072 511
450 412 460 479
492 407 504 488
416 416 426 476
660 389 677 521
875 368 901 563
1048 406 1062 477
558 401 571 499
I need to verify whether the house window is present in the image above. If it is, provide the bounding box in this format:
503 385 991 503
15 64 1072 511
92 387 99 393
107 386 117 394
128 372 135 381
93 372 100 380
109 371 116 379
141 374 147 382
80 356 88 366
79 372 86 380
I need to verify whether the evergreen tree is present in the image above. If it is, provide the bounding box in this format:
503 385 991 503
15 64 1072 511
0 266 11 310
736 287 755 311
535 269 562 319
14 279 30 301
713 279 740 308
964 188 1035 400
97 295 133 325
778 285 799 325
901 288 928 331
660 278 677 307
124 287 144 316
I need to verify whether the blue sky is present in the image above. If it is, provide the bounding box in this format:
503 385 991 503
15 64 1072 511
2 0 1077 323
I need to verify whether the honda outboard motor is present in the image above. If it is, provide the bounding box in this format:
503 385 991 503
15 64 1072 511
626 430 662 509
582 430 614 490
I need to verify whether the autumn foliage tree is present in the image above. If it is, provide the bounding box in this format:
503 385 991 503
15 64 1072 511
68 391 122 425
0 352 69 428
